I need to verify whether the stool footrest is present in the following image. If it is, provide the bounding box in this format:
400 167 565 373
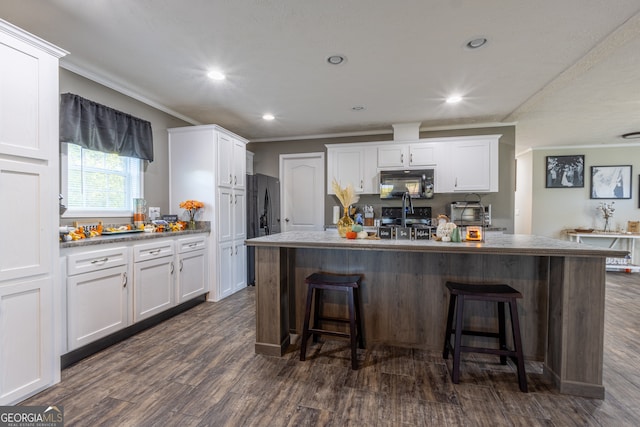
316 315 351 324
452 329 501 339
308 328 351 339
459 345 517 358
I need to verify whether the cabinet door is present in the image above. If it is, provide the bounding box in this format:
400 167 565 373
450 140 493 192
67 265 128 350
217 132 233 187
233 190 246 240
177 250 207 303
0 277 52 404
133 257 175 322
217 188 233 242
233 138 246 189
0 160 51 282
328 147 364 193
217 241 234 299
377 145 408 168
409 143 437 166
362 146 379 194
233 240 246 292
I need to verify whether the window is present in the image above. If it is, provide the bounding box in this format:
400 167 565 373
61 143 143 217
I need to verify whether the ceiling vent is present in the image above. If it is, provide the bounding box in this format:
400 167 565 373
392 122 421 141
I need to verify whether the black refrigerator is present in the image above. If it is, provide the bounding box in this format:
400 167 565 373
246 173 281 285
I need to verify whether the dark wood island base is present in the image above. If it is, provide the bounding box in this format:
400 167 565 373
247 231 627 399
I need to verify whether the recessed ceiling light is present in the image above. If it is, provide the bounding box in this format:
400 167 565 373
465 37 487 49
262 113 275 121
207 70 226 80
351 106 365 111
445 95 463 104
621 132 640 139
327 55 346 65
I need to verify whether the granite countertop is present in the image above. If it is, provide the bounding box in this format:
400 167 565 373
245 230 628 258
60 223 210 249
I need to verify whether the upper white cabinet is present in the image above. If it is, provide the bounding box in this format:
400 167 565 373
326 144 378 194
377 142 438 169
217 132 246 189
168 124 248 301
437 135 500 193
0 20 67 405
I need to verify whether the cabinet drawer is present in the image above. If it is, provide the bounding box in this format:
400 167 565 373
67 246 129 276
133 240 175 262
177 235 207 253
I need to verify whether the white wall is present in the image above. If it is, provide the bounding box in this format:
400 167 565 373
514 150 533 234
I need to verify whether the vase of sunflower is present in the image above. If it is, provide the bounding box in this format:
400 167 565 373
332 178 360 237
180 199 204 230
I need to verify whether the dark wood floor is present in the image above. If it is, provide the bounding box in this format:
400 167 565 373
23 273 639 426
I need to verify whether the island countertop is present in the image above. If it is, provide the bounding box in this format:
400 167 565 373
245 230 628 258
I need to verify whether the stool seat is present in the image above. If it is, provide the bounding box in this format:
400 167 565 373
300 272 363 370
443 281 528 392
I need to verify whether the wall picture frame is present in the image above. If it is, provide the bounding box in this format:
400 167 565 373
590 165 632 199
546 155 584 188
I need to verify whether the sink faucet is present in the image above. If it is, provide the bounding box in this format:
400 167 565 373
401 192 414 227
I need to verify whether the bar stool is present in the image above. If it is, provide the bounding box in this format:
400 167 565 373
300 272 363 370
442 281 528 392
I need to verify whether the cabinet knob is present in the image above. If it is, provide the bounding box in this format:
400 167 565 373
122 272 127 288
285 218 290 222
170 262 175 274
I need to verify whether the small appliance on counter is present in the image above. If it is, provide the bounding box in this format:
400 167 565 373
133 198 147 227
448 201 491 226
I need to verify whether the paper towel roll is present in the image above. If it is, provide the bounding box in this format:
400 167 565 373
333 206 340 224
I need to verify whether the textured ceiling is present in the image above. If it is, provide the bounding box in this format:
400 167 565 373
1 0 639 151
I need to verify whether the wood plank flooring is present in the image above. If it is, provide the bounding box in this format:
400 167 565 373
22 273 640 426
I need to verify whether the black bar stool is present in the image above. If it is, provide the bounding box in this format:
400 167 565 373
300 272 363 370
442 281 528 392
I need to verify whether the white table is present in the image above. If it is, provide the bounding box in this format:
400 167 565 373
567 232 640 272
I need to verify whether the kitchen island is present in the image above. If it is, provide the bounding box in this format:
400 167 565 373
246 231 627 398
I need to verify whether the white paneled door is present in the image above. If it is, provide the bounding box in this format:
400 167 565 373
280 153 325 232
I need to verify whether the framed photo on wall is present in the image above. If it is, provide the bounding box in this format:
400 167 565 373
590 165 632 199
546 155 584 188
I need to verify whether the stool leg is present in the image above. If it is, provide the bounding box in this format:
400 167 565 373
443 294 457 359
300 285 315 361
312 288 322 343
509 300 528 392
451 295 465 384
354 287 364 349
498 301 507 365
347 287 358 370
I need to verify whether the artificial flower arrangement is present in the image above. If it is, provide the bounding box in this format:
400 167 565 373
180 199 205 222
597 202 615 232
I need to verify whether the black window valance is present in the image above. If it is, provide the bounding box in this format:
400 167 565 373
59 93 154 162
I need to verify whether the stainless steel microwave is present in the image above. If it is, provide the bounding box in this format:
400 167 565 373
379 169 434 199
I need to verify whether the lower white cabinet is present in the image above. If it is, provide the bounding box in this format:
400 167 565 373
66 246 130 351
133 240 175 322
176 236 208 303
217 239 246 299
61 232 209 355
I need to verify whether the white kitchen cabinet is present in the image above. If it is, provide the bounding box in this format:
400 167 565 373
176 236 208 303
377 142 438 169
438 135 500 193
66 246 130 351
326 144 379 194
218 239 246 299
133 240 175 322
217 132 246 189
377 144 407 168
168 124 248 301
0 20 67 404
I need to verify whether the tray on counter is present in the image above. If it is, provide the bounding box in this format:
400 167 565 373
101 229 144 235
